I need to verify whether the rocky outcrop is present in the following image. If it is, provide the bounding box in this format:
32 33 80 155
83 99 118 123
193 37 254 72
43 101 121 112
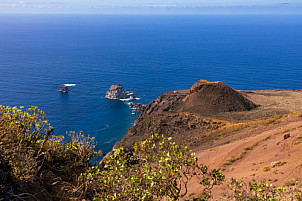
58 85 69 93
129 103 145 114
105 84 127 99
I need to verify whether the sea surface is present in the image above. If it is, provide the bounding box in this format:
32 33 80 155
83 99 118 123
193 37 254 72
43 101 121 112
0 14 301 153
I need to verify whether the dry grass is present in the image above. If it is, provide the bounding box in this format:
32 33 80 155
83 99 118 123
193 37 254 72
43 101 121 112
282 127 297 133
262 166 271 172
223 151 247 166
261 114 284 126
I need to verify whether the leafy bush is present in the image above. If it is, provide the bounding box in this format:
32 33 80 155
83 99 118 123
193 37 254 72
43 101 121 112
0 106 52 179
0 105 97 199
79 134 225 200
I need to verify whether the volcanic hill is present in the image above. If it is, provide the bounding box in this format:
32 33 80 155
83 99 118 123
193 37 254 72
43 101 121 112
141 80 258 117
114 80 259 151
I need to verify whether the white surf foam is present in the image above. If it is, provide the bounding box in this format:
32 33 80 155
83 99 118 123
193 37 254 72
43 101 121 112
64 84 77 87
120 98 130 101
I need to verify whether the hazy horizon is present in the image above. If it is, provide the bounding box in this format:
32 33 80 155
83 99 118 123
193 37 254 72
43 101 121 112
0 0 301 14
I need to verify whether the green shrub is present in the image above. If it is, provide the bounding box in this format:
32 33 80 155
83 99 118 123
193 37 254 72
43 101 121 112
0 105 97 199
79 134 225 200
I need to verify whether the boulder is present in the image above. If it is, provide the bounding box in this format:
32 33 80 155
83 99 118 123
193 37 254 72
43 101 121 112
105 84 127 99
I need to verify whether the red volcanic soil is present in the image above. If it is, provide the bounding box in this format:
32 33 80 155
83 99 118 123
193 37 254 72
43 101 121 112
184 113 302 200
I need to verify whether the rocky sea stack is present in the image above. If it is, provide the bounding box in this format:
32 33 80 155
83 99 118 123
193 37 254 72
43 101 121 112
58 85 69 93
105 84 127 99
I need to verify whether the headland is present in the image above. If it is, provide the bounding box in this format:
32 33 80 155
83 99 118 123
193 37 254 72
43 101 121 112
108 79 302 199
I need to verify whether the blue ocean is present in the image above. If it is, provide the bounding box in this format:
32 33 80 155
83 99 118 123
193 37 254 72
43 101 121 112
0 14 301 153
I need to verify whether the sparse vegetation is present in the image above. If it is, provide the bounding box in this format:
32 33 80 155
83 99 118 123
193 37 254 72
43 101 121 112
227 179 302 200
262 144 267 150
248 125 258 129
263 166 271 172
282 127 297 133
223 151 247 167
295 134 302 145
223 141 260 167
244 142 259 151
262 115 283 126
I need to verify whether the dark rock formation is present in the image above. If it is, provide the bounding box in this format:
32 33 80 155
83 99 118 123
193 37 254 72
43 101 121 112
105 84 127 99
129 103 145 113
58 85 69 93
284 134 290 140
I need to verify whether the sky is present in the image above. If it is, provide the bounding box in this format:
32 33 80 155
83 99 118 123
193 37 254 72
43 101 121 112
0 0 301 14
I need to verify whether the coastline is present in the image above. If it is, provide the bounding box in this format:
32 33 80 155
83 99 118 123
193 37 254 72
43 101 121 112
110 80 302 154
